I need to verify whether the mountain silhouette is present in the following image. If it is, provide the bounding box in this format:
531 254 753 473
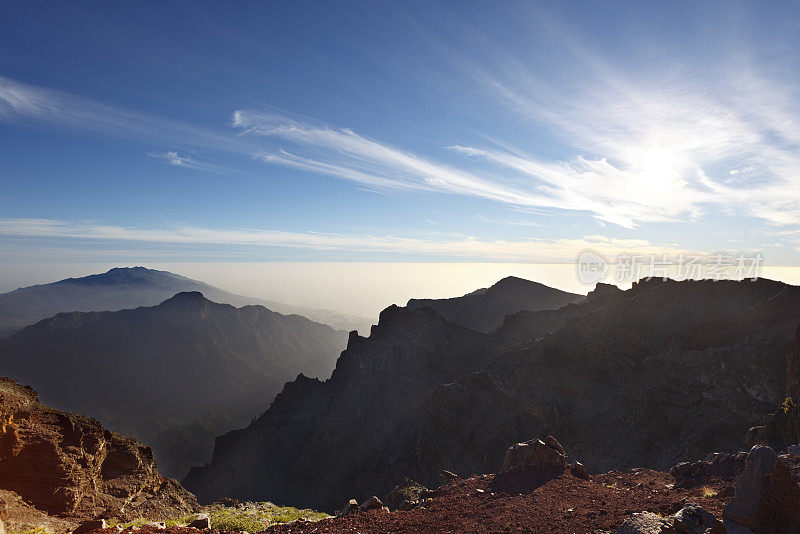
0 292 348 479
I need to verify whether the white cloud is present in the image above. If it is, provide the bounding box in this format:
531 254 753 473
235 111 553 205
450 22 800 227
0 218 685 263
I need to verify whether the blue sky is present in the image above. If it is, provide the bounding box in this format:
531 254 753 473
1 0 799 270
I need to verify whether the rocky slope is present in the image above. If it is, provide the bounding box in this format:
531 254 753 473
184 278 800 513
185 305 495 510
407 275 584 332
0 266 371 337
0 377 197 530
0 292 348 479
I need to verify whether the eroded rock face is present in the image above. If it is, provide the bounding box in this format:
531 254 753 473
0 377 198 520
748 324 800 452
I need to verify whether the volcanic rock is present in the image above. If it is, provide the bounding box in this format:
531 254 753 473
672 503 724 534
615 511 671 533
359 496 383 510
0 377 198 522
499 436 567 473
723 444 800 532
670 452 748 489
490 436 570 493
571 461 590 480
188 515 210 529
385 479 428 510
339 499 359 516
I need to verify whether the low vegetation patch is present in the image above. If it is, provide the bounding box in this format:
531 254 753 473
205 502 329 530
701 486 718 498
104 502 328 532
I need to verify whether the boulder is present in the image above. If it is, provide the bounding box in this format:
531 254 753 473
723 444 800 532
491 436 570 494
385 478 428 510
340 499 359 516
360 495 384 510
672 503 724 534
499 436 567 473
723 445 778 529
397 499 416 511
73 519 107 534
670 452 747 488
188 515 210 529
571 461 590 480
615 512 671 533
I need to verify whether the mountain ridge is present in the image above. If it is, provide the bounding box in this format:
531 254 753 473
0 291 349 480
407 275 584 333
0 266 372 337
184 277 800 512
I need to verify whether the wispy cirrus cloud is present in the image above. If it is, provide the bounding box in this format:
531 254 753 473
443 16 800 228
233 110 556 206
0 76 241 152
0 218 685 263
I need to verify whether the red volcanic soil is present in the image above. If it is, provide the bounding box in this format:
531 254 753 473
80 468 734 534
265 469 733 533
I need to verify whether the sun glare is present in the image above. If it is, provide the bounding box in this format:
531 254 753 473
631 146 683 198
641 147 678 173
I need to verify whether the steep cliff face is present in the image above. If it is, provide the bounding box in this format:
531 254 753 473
0 377 197 520
185 278 800 513
184 306 493 509
746 322 800 451
0 292 347 479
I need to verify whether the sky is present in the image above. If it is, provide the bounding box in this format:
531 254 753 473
1 1 800 314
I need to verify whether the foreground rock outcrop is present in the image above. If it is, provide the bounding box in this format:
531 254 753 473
0 377 198 527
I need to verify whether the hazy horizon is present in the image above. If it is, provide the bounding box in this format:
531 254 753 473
3 262 800 320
